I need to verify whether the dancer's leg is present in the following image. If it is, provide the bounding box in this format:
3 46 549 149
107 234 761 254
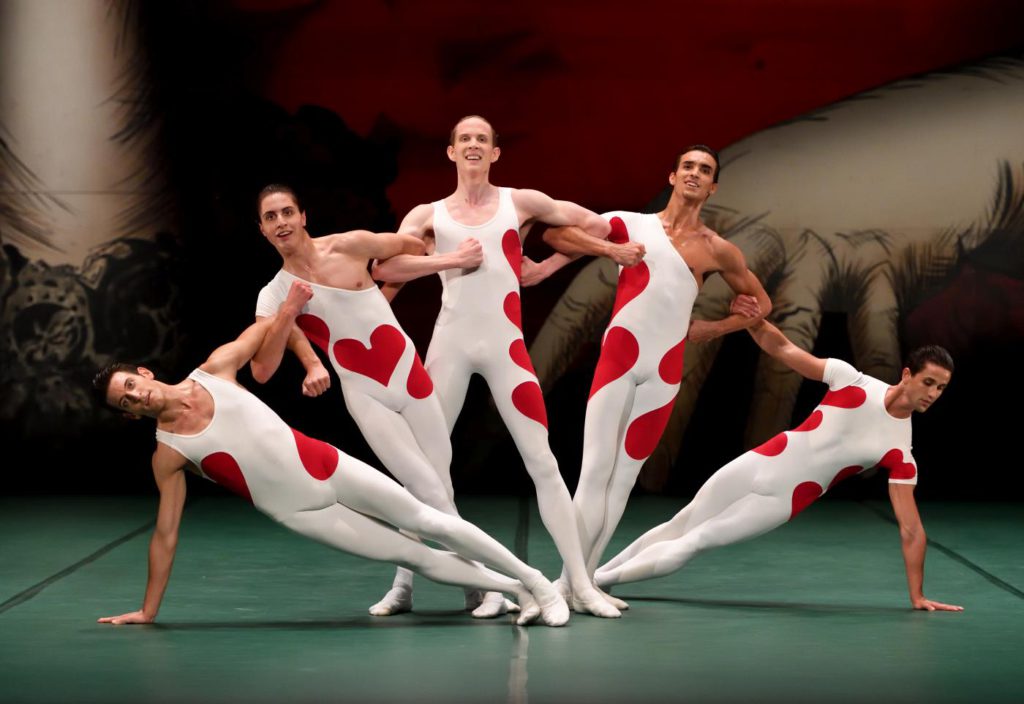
345 390 460 616
482 362 620 619
581 377 679 574
598 451 763 573
329 451 568 625
595 492 789 587
423 342 511 614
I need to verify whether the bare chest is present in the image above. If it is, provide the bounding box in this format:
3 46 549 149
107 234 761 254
664 231 719 286
288 255 374 291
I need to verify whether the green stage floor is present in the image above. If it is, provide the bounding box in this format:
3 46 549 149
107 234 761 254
1 495 1021 704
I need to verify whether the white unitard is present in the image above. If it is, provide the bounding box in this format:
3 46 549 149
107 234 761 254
574 212 698 575
596 359 918 586
425 188 592 589
159 369 559 604
257 273 456 512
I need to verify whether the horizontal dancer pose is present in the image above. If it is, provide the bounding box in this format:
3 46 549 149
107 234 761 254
373 115 644 619
94 284 569 627
596 318 962 612
252 185 496 618
525 146 770 606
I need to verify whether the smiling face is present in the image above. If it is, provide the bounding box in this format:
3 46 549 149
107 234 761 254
258 191 308 255
900 362 952 413
669 149 719 203
447 116 500 172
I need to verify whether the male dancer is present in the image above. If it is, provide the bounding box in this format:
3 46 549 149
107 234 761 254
251 184 504 618
95 282 569 627
595 318 962 613
372 116 643 618
525 146 770 605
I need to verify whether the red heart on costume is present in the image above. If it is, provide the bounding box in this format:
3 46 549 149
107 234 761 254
509 339 536 374
503 292 523 331
502 229 522 279
511 381 548 428
333 324 406 387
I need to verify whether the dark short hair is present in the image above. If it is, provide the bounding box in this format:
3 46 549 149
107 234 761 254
92 362 142 412
449 115 499 147
906 345 954 376
674 144 720 183
256 184 302 219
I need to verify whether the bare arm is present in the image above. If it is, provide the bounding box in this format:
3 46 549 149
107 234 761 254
521 196 644 286
98 445 188 624
251 320 330 398
745 320 827 381
688 241 772 343
327 229 425 260
888 483 963 611
514 189 609 237
542 225 644 265
371 204 483 284
205 282 312 381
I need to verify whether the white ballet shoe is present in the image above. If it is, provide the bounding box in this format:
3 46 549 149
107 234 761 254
571 586 621 619
516 594 541 626
368 586 413 616
596 585 629 611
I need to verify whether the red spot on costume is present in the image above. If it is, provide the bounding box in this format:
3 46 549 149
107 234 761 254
511 381 548 429
290 428 339 480
611 262 650 320
754 433 789 457
624 399 676 460
589 327 639 399
878 448 917 481
502 229 522 280
296 314 330 355
658 339 686 385
820 386 867 409
793 410 823 432
790 481 823 519
406 355 434 399
503 292 523 332
828 465 864 490
508 339 536 374
201 452 254 503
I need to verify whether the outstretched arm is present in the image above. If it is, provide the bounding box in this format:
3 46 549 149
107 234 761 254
745 319 827 381
327 229 425 261
542 225 645 266
98 445 187 624
371 204 483 284
888 483 963 612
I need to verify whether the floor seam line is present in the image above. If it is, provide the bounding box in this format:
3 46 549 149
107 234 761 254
857 499 1024 600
